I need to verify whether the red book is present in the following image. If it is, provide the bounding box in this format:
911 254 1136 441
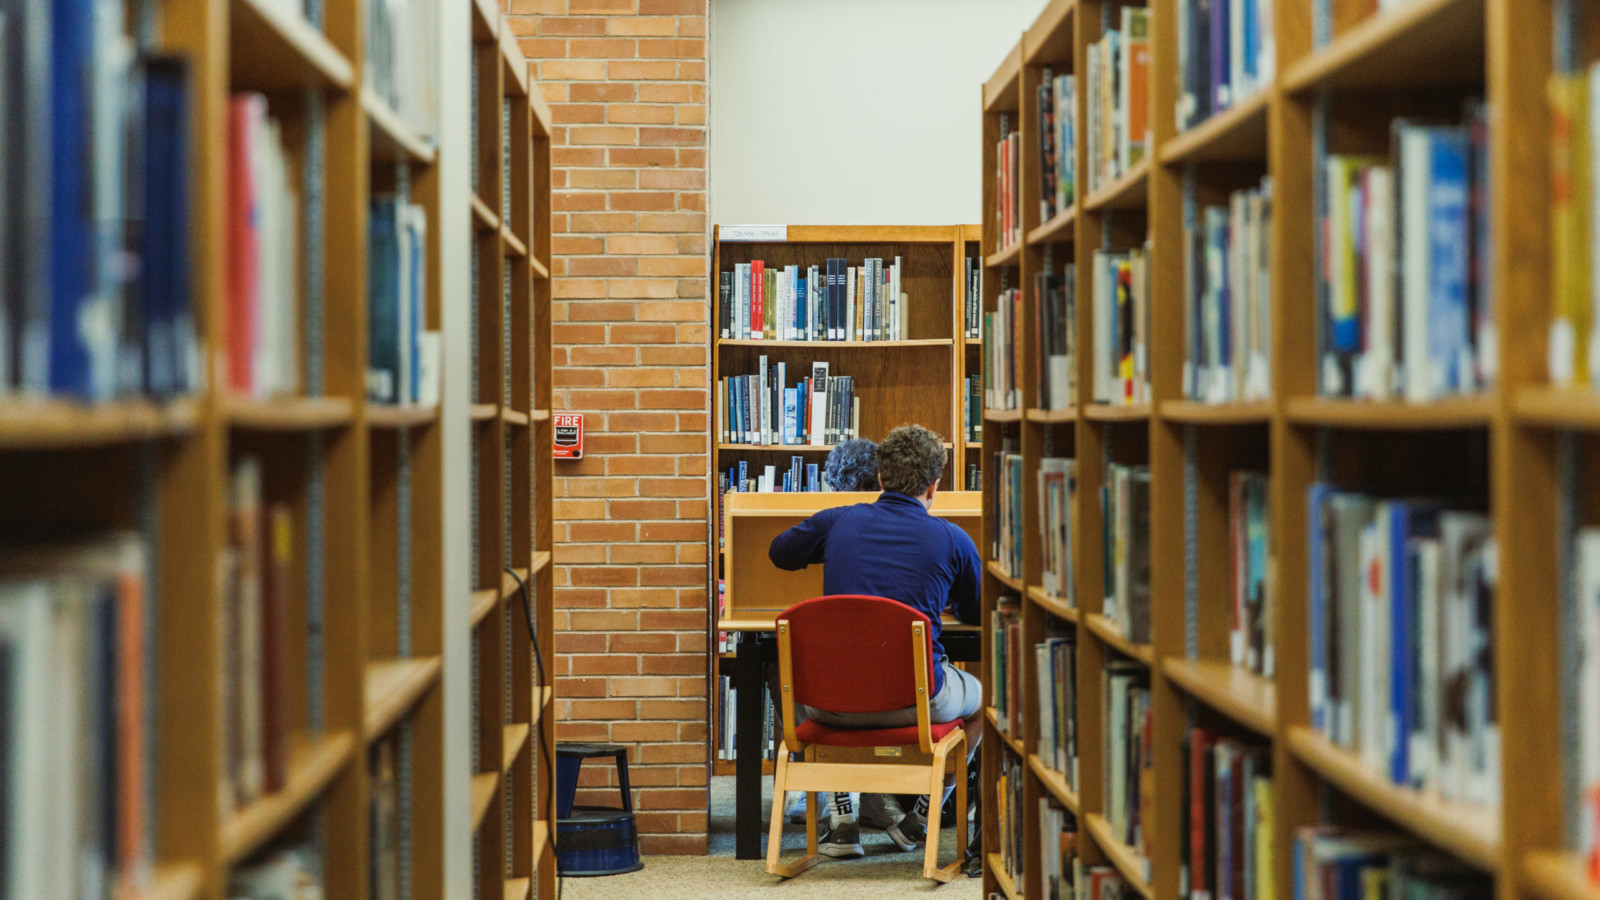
1189 727 1215 900
113 539 146 896
751 259 764 338
226 96 262 394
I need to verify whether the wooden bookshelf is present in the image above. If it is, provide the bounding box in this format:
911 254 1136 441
705 223 982 775
463 15 557 900
979 1 1586 899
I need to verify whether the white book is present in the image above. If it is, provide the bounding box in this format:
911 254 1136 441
808 362 828 446
1410 538 1441 791
1231 0 1245 102
1399 127 1434 402
1589 63 1600 387
1579 530 1600 848
846 265 856 341
1094 252 1113 403
762 465 776 493
1363 167 1397 399
0 580 51 900
757 356 769 444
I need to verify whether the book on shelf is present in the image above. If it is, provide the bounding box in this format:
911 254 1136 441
965 253 984 339
368 195 439 405
719 456 820 495
370 738 401 900
985 287 1023 410
1549 67 1600 390
717 358 858 446
993 447 1024 580
227 94 302 399
1087 7 1150 195
1231 471 1273 678
997 128 1022 254
1037 265 1078 412
0 532 153 899
1186 177 1272 403
998 754 1026 889
967 463 982 491
1039 68 1078 223
365 0 438 139
714 673 777 762
1307 485 1498 809
228 841 325 898
964 376 982 442
220 457 294 817
992 595 1023 737
718 257 910 342
1103 463 1152 646
1174 0 1275 133
1182 730 1273 900
1319 103 1492 401
1039 456 1076 605
1040 800 1079 900
1036 628 1078 786
1093 246 1151 407
1573 528 1600 879
1289 829 1491 900
1105 662 1154 876
0 5 200 401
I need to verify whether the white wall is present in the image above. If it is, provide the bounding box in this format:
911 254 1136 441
709 0 1041 227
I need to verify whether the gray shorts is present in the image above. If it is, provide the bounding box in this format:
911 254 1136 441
802 660 982 729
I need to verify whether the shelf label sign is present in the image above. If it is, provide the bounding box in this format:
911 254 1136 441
554 414 584 459
719 224 788 242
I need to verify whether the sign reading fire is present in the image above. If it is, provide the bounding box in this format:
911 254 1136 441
553 413 583 460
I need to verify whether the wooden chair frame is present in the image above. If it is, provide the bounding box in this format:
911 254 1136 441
765 616 968 883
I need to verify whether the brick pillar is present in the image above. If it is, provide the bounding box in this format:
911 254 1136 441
507 0 710 856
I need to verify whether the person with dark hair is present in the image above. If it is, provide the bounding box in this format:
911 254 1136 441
823 438 879 492
768 424 983 859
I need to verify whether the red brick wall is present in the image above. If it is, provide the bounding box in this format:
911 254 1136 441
507 0 710 856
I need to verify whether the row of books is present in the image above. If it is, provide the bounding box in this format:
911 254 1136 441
0 5 201 402
966 463 983 491
228 842 324 898
1039 802 1079 900
227 94 303 399
996 130 1023 254
719 457 822 495
365 0 439 140
1319 105 1493 401
1183 732 1274 900
0 533 151 899
1307 486 1498 810
1036 631 1079 787
1102 463 1152 646
1105 663 1154 878
716 361 859 446
221 457 294 816
984 288 1024 410
1231 471 1273 678
964 255 984 339
718 258 912 342
714 673 777 761
367 196 439 406
997 754 1026 891
1092 246 1152 407
1186 178 1273 404
1174 0 1276 134
993 450 1024 580
992 597 1023 738
1039 70 1078 223
963 376 982 443
1290 829 1490 899
1037 266 1078 412
1039 457 1076 604
1086 8 1150 196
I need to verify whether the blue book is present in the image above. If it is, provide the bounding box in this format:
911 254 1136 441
407 211 423 402
1307 483 1333 734
1210 0 1229 110
738 460 748 493
806 463 818 492
1387 500 1439 785
367 198 400 403
140 58 193 397
795 274 805 339
49 0 100 398
782 387 798 445
1426 128 1471 396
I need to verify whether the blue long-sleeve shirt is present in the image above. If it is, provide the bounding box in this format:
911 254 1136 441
767 491 982 696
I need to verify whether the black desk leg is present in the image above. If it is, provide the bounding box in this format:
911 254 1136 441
734 631 763 860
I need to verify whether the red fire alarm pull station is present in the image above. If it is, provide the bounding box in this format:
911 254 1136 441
553 413 584 459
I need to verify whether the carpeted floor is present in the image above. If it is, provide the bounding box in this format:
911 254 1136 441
557 777 983 898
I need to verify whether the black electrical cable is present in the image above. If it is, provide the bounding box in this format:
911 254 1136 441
506 566 561 900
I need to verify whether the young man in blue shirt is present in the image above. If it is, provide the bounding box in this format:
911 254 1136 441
768 424 983 858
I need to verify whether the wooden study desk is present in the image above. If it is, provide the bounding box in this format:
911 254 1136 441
716 491 983 859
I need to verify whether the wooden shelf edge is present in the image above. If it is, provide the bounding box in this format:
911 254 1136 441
504 877 531 900
1285 726 1500 870
531 257 551 280
0 397 199 449
533 820 551 865
1284 395 1493 430
503 567 531 601
1027 206 1078 245
1027 753 1080 814
985 240 1024 269
532 550 553 574
988 853 1023 900
1083 613 1154 665
1159 91 1270 164
1160 657 1276 737
367 403 440 428
985 707 1026 757
363 656 443 740
1084 158 1150 211
361 86 437 165
470 588 500 628
716 338 953 349
984 407 1023 423
985 559 1025 593
148 862 206 900
1158 399 1272 425
231 0 355 89
472 194 501 231
503 723 530 774
225 395 355 431
220 730 357 864
983 43 1023 112
1281 0 1484 93
1523 851 1600 900
471 771 500 832
1026 585 1079 622
503 227 528 258
503 408 530 426
531 409 551 422
1514 384 1600 430
1025 406 1078 423
1083 402 1152 423
1084 813 1154 899
470 403 498 421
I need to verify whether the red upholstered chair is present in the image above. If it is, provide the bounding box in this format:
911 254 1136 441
766 595 968 882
